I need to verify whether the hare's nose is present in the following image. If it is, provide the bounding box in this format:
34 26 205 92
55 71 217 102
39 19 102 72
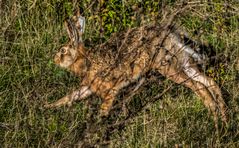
54 55 61 64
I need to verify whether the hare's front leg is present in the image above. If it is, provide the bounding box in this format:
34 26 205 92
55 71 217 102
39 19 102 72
45 86 92 108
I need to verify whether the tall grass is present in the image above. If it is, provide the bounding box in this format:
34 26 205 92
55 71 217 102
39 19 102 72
0 0 239 147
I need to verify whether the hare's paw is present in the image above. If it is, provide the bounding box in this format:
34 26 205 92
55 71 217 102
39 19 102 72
100 108 110 117
100 103 111 117
44 103 53 108
44 96 72 108
100 99 114 117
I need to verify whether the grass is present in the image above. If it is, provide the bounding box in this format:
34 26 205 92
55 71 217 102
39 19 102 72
1 0 239 147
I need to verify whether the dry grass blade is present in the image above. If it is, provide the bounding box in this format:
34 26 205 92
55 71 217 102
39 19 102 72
1 0 239 147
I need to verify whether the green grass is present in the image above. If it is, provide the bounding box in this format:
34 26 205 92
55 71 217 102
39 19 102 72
1 0 239 147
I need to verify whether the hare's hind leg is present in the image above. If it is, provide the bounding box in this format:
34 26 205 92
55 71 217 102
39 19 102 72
45 86 92 108
183 63 228 123
157 64 226 126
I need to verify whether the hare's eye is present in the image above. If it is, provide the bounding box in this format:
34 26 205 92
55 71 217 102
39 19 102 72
61 48 67 54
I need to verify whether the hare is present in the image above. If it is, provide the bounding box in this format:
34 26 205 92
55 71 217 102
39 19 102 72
45 11 228 124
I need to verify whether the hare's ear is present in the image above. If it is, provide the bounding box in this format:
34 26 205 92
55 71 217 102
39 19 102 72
64 11 85 47
73 10 85 42
64 19 72 39
76 15 85 42
64 19 79 47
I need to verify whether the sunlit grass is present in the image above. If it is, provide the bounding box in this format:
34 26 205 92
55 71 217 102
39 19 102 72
0 0 239 147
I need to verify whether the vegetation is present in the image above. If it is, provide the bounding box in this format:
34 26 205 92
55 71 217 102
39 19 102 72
0 0 238 147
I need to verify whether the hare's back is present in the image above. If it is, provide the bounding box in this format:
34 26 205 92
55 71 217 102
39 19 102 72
91 25 162 64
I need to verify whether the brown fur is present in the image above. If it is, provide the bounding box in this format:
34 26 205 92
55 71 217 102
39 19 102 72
45 12 228 125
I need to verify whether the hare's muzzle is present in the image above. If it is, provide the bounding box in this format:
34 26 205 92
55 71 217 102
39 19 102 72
54 54 61 65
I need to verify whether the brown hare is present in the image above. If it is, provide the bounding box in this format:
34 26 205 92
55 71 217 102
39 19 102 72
45 11 228 124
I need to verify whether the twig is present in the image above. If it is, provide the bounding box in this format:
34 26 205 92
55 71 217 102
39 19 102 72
107 83 174 130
